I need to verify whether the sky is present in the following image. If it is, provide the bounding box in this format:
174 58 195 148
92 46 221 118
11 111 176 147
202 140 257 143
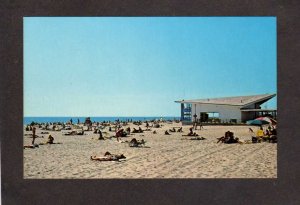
24 17 277 117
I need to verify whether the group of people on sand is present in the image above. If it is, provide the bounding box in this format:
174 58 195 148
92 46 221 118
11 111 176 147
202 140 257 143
216 125 278 145
180 127 199 137
192 114 204 130
169 127 183 132
217 131 240 144
164 127 183 135
24 134 57 149
179 127 206 140
132 127 144 133
252 126 277 143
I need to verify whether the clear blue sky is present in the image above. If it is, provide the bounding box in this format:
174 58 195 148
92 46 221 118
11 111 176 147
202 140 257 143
24 17 276 117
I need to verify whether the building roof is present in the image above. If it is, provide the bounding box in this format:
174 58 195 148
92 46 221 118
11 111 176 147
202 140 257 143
175 93 276 107
241 109 277 112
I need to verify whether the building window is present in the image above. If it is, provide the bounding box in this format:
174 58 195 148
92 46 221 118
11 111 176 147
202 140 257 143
182 103 192 121
200 112 220 123
230 119 237 123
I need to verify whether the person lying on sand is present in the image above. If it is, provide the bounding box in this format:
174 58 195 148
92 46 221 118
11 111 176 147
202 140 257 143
132 127 144 133
181 136 206 140
169 128 176 132
132 128 138 133
190 136 206 140
189 127 199 136
129 138 147 147
153 124 160 128
91 132 112 140
129 138 143 147
41 131 49 134
23 144 39 149
90 152 126 161
38 135 62 145
182 127 199 136
76 130 85 135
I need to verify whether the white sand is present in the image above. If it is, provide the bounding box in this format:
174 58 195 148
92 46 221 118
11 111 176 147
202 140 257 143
23 123 277 178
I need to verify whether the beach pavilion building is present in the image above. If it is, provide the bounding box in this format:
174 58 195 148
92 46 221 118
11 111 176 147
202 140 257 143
175 94 277 124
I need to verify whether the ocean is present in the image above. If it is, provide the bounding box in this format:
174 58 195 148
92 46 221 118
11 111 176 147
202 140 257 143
23 117 180 125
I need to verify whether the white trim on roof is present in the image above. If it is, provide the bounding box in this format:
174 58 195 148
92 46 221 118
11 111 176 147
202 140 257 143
175 93 276 106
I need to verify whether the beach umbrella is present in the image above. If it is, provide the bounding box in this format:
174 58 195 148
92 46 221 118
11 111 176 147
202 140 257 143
255 117 277 125
246 119 270 126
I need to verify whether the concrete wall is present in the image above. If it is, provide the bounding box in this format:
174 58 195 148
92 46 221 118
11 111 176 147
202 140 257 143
191 103 242 123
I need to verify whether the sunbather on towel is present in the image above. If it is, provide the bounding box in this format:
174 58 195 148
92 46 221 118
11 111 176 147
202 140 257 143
169 128 176 132
90 152 126 161
188 127 198 136
23 144 39 149
190 136 206 140
129 138 146 147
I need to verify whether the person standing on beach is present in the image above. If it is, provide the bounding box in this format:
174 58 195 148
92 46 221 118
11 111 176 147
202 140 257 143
31 127 36 145
198 116 204 130
116 129 124 142
193 114 197 130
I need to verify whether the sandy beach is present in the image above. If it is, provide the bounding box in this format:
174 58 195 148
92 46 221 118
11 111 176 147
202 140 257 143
23 122 277 179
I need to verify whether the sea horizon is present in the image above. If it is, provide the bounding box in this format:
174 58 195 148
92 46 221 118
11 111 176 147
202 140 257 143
23 116 180 125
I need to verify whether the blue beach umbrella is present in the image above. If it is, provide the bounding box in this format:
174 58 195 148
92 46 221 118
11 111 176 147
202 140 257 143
246 119 270 126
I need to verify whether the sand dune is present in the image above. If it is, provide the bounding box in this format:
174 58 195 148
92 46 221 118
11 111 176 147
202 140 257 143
23 123 277 178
